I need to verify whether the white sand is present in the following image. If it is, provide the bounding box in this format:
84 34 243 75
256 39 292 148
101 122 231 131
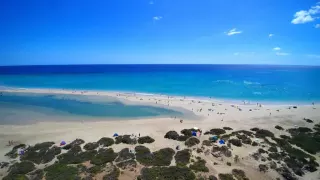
0 88 320 180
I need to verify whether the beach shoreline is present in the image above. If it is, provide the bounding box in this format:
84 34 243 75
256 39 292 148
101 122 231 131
0 86 316 106
0 87 320 179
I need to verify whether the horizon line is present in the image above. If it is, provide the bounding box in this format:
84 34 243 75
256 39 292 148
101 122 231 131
1 63 319 67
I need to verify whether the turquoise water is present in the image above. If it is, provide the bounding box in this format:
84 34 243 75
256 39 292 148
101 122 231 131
0 92 185 125
0 65 319 103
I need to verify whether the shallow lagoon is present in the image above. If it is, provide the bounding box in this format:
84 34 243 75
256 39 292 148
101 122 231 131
0 92 186 125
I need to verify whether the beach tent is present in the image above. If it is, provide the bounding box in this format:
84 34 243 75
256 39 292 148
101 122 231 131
60 141 66 146
192 131 197 136
219 139 225 144
113 133 119 137
193 127 199 130
210 136 218 141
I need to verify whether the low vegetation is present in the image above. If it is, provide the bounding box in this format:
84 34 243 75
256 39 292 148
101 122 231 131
138 136 155 144
164 130 180 140
97 137 114 147
185 137 200 147
189 158 209 172
204 128 226 135
115 135 137 144
175 149 191 166
138 166 196 180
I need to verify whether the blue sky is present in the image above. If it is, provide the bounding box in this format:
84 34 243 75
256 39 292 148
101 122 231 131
1 0 320 65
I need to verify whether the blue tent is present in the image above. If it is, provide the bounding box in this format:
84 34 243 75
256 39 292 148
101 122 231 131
192 131 197 136
60 141 66 146
219 139 225 144
113 133 119 137
210 136 218 141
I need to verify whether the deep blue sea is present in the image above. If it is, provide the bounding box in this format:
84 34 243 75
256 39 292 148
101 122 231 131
0 64 319 103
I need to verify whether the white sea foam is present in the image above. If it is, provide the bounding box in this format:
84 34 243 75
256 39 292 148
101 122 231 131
253 92 262 95
214 80 235 84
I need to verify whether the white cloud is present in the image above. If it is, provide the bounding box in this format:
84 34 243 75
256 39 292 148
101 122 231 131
153 16 162 21
225 28 242 36
268 34 274 37
316 24 320 28
307 54 320 58
273 47 281 51
276 52 290 56
291 3 320 24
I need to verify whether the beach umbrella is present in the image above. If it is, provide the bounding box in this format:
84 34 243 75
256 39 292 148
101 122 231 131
193 127 199 130
113 133 119 137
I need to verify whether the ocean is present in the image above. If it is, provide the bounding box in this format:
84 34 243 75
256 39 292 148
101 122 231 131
0 64 319 103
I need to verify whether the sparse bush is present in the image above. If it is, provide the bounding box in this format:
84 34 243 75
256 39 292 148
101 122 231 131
164 131 179 140
204 128 226 135
250 127 259 131
115 135 136 144
232 169 249 180
229 139 242 147
275 125 284 130
83 142 98 150
259 164 268 172
223 127 233 130
116 159 137 170
91 148 117 165
185 137 200 147
268 146 278 153
189 158 209 172
139 166 195 180
175 149 191 166
202 140 212 146
115 148 134 162
44 163 79 180
177 135 189 141
5 144 26 159
181 129 196 137
97 137 114 147
255 129 274 138
218 173 235 180
138 136 155 144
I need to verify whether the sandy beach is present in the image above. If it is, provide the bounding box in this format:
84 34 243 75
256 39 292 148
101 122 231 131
0 88 319 180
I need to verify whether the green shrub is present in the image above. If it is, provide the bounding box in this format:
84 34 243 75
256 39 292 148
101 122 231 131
44 163 79 180
135 146 175 166
116 159 137 170
102 165 120 180
250 127 259 131
87 165 104 174
202 140 212 146
175 149 191 166
275 125 284 130
177 135 189 141
218 173 235 180
189 158 209 172
5 144 26 159
255 129 274 138
115 148 134 162
7 161 35 175
97 137 114 147
83 142 99 150
62 139 85 150
223 127 233 130
185 137 200 147
268 146 278 153
229 139 242 147
164 131 179 140
91 148 117 165
3 174 29 180
115 135 136 144
232 169 249 180
204 128 226 135
139 166 195 180
138 136 155 144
